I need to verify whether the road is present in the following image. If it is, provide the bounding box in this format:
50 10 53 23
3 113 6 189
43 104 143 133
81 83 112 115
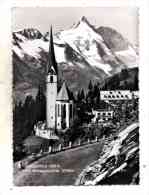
14 142 103 186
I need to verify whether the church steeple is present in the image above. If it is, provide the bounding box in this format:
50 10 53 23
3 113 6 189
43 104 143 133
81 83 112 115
47 26 58 75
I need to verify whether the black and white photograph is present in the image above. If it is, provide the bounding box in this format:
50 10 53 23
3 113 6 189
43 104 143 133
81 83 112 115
12 7 139 186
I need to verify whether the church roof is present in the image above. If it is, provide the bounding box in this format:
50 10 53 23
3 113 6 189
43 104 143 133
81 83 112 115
47 27 58 75
56 82 72 101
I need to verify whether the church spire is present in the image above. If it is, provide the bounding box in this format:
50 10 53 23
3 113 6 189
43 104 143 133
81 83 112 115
47 26 58 75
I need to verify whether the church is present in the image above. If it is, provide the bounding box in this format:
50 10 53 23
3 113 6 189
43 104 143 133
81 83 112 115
34 27 74 140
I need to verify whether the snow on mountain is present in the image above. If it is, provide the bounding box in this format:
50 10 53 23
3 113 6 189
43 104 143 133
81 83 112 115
13 17 138 72
14 28 43 40
97 26 138 67
115 45 139 67
13 32 48 59
12 17 138 100
54 44 66 64
56 16 116 75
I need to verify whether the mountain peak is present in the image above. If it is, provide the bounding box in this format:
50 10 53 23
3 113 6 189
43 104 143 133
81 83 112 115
73 16 94 30
15 28 43 40
81 16 89 23
79 16 92 27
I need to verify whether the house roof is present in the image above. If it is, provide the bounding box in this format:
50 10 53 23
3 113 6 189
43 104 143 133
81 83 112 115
56 82 72 101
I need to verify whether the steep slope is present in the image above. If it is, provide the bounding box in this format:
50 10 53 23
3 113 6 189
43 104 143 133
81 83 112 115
78 123 139 185
97 26 138 68
97 26 129 52
12 17 138 102
99 67 139 91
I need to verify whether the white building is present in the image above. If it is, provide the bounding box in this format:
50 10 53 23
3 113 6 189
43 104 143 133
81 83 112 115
34 122 59 140
35 27 74 139
100 90 133 100
92 109 114 123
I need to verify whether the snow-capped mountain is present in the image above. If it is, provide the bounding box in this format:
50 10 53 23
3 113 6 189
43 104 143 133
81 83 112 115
12 16 138 101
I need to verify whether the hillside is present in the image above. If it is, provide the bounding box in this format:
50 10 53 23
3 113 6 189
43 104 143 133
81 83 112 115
78 123 139 185
100 67 138 91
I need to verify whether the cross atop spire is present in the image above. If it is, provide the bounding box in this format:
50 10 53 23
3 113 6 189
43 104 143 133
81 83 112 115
47 26 58 75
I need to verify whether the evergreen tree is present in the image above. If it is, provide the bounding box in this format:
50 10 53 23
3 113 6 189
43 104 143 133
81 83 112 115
23 95 36 137
80 88 85 101
13 101 24 145
95 94 100 109
103 81 108 90
77 90 81 102
35 85 46 122
88 80 93 91
93 84 99 97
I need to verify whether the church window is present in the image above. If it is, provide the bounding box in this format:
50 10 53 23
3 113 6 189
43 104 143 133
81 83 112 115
69 104 73 118
58 104 60 117
50 76 53 83
63 104 66 118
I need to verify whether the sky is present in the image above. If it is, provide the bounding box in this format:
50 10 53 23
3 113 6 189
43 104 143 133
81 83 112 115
12 7 138 45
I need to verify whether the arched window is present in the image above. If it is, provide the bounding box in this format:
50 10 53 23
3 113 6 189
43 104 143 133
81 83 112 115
57 104 60 117
69 104 73 118
50 76 53 83
62 104 66 118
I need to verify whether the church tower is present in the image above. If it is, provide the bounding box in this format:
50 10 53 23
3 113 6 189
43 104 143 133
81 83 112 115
46 27 58 129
